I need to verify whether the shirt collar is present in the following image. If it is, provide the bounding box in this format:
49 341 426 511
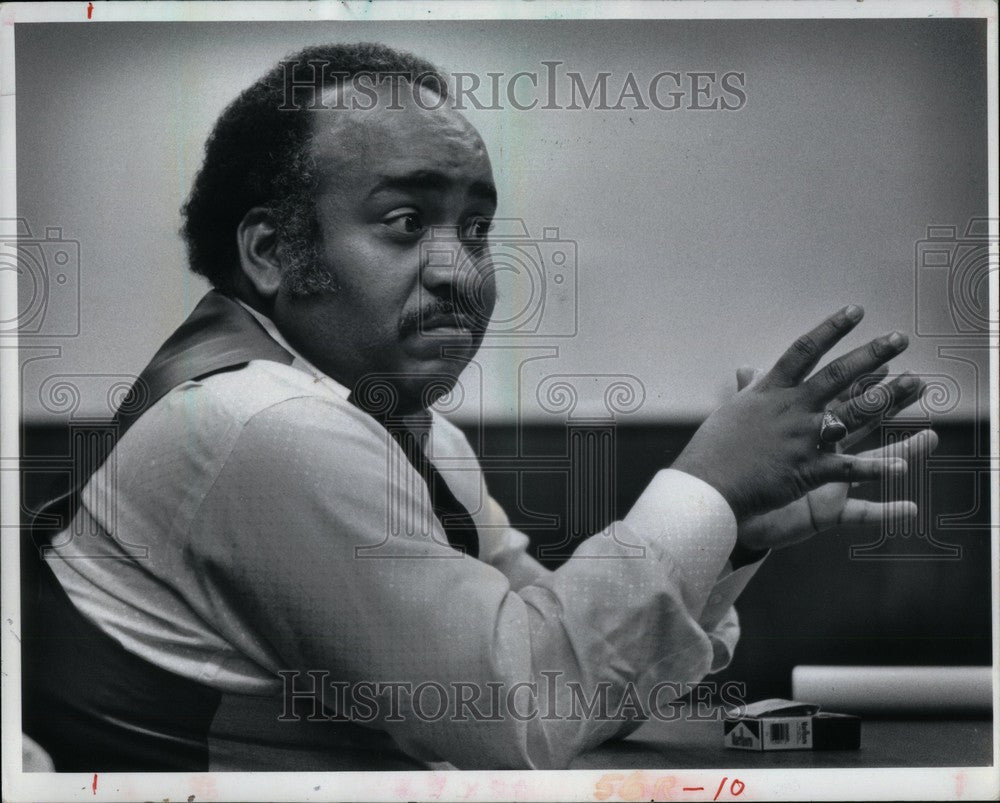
236 299 351 401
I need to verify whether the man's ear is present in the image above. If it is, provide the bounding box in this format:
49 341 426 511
236 208 283 299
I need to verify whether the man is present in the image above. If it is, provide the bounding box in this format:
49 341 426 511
22 42 934 771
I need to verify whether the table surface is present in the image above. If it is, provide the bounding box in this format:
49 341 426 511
574 716 994 769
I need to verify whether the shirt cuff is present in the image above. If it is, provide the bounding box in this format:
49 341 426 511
699 552 767 632
622 468 737 616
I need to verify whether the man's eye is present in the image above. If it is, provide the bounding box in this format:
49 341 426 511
385 213 424 235
466 219 493 241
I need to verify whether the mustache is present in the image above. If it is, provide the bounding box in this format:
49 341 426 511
399 294 492 337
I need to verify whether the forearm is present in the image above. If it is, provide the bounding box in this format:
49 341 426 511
383 471 745 768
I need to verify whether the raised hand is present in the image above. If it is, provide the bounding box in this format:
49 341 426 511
733 365 938 551
672 305 923 523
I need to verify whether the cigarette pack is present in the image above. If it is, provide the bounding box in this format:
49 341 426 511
723 698 861 751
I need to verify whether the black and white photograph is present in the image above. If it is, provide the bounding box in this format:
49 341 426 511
1 2 997 801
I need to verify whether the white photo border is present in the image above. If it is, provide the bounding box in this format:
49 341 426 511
1 2 996 801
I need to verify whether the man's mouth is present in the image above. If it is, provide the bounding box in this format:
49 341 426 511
417 313 478 335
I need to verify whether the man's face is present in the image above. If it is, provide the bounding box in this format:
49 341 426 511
272 81 498 415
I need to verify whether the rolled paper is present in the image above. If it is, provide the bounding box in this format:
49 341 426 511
791 665 993 716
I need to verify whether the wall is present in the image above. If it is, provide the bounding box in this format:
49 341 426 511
13 18 991 423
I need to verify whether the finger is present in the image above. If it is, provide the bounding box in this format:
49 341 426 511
830 373 924 434
736 366 765 392
839 381 932 451
855 427 939 462
763 304 864 388
803 330 909 404
837 498 918 527
834 365 889 403
812 454 907 486
848 429 938 486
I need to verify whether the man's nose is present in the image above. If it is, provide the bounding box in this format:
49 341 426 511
420 227 493 300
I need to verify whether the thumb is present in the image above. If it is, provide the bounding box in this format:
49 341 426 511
737 366 764 391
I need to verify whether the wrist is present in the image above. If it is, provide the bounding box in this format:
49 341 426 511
672 454 743 520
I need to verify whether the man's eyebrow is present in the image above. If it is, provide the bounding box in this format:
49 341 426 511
366 170 497 205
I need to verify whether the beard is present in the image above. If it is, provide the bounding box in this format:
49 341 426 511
271 176 339 297
277 221 338 297
280 236 336 296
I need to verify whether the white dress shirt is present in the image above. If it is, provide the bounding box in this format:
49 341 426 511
49 307 765 769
